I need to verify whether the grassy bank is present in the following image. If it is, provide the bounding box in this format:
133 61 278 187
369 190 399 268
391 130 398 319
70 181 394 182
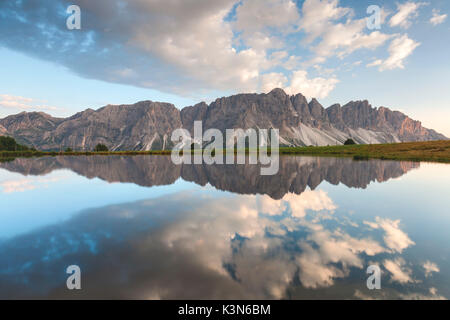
0 140 449 164
280 140 450 163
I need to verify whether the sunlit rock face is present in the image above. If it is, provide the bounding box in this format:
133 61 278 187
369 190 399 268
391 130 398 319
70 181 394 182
0 89 446 151
188 89 446 146
0 102 181 151
0 156 419 199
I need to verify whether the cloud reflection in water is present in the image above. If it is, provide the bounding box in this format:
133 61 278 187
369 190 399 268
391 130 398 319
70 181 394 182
0 187 438 300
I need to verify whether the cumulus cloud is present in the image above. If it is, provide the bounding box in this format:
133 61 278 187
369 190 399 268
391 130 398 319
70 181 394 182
127 0 269 93
234 0 299 35
296 228 385 288
312 19 392 60
260 73 289 94
384 258 415 284
430 9 447 26
355 287 447 300
0 182 428 299
300 0 392 63
0 0 421 100
389 2 428 29
256 192 387 290
399 287 446 300
423 261 440 277
296 242 346 288
282 56 302 71
152 189 342 297
299 0 353 42
283 190 337 218
285 70 339 99
261 70 339 99
364 217 415 253
257 189 337 217
354 289 378 300
0 0 264 95
367 35 420 71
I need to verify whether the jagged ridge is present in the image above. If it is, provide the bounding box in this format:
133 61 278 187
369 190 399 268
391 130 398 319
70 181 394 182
0 89 446 150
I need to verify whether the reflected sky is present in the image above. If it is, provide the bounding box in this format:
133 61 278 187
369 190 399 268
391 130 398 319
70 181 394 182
0 156 449 299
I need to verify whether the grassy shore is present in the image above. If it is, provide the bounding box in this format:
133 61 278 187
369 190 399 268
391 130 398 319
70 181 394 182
280 140 450 163
0 140 449 164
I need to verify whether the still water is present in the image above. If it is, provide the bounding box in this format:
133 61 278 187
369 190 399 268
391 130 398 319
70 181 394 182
0 155 449 299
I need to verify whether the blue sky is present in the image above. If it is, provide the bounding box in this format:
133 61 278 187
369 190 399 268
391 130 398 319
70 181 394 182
0 0 449 136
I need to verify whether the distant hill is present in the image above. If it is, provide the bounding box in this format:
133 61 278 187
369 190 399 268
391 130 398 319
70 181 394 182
0 89 447 151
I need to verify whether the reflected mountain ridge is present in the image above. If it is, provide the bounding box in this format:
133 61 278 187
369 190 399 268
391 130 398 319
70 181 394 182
0 156 419 199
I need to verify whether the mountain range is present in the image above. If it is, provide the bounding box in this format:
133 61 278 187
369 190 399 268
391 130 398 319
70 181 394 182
0 88 446 151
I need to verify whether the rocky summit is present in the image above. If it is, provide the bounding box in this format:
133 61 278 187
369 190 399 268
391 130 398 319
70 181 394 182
0 89 447 151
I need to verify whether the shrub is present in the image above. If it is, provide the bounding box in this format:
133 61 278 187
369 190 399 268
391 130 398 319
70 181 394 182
353 155 369 161
0 136 30 151
344 139 357 145
65 147 73 152
94 144 109 152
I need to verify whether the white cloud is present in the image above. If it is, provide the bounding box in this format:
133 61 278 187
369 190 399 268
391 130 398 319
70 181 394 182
296 242 346 288
0 0 426 98
0 176 61 194
285 70 339 99
159 189 342 298
269 51 289 64
423 261 440 277
283 55 302 71
296 227 385 288
257 191 386 290
0 94 60 113
367 59 383 68
430 9 447 26
299 0 353 42
354 289 378 300
234 0 299 34
257 189 336 218
389 2 428 29
242 32 284 51
260 69 339 99
283 190 337 218
299 0 392 64
384 258 415 284
0 179 36 193
260 73 288 93
399 287 446 300
367 34 420 71
364 217 415 253
257 194 287 216
313 20 392 60
128 0 268 93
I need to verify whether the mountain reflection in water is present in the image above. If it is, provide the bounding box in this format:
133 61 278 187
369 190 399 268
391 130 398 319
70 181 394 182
0 155 419 199
0 156 449 300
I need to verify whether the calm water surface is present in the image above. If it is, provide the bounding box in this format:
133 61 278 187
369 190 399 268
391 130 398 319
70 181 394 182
0 155 449 299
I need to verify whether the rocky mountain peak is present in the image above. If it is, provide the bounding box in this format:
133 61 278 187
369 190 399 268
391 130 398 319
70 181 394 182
268 88 288 98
